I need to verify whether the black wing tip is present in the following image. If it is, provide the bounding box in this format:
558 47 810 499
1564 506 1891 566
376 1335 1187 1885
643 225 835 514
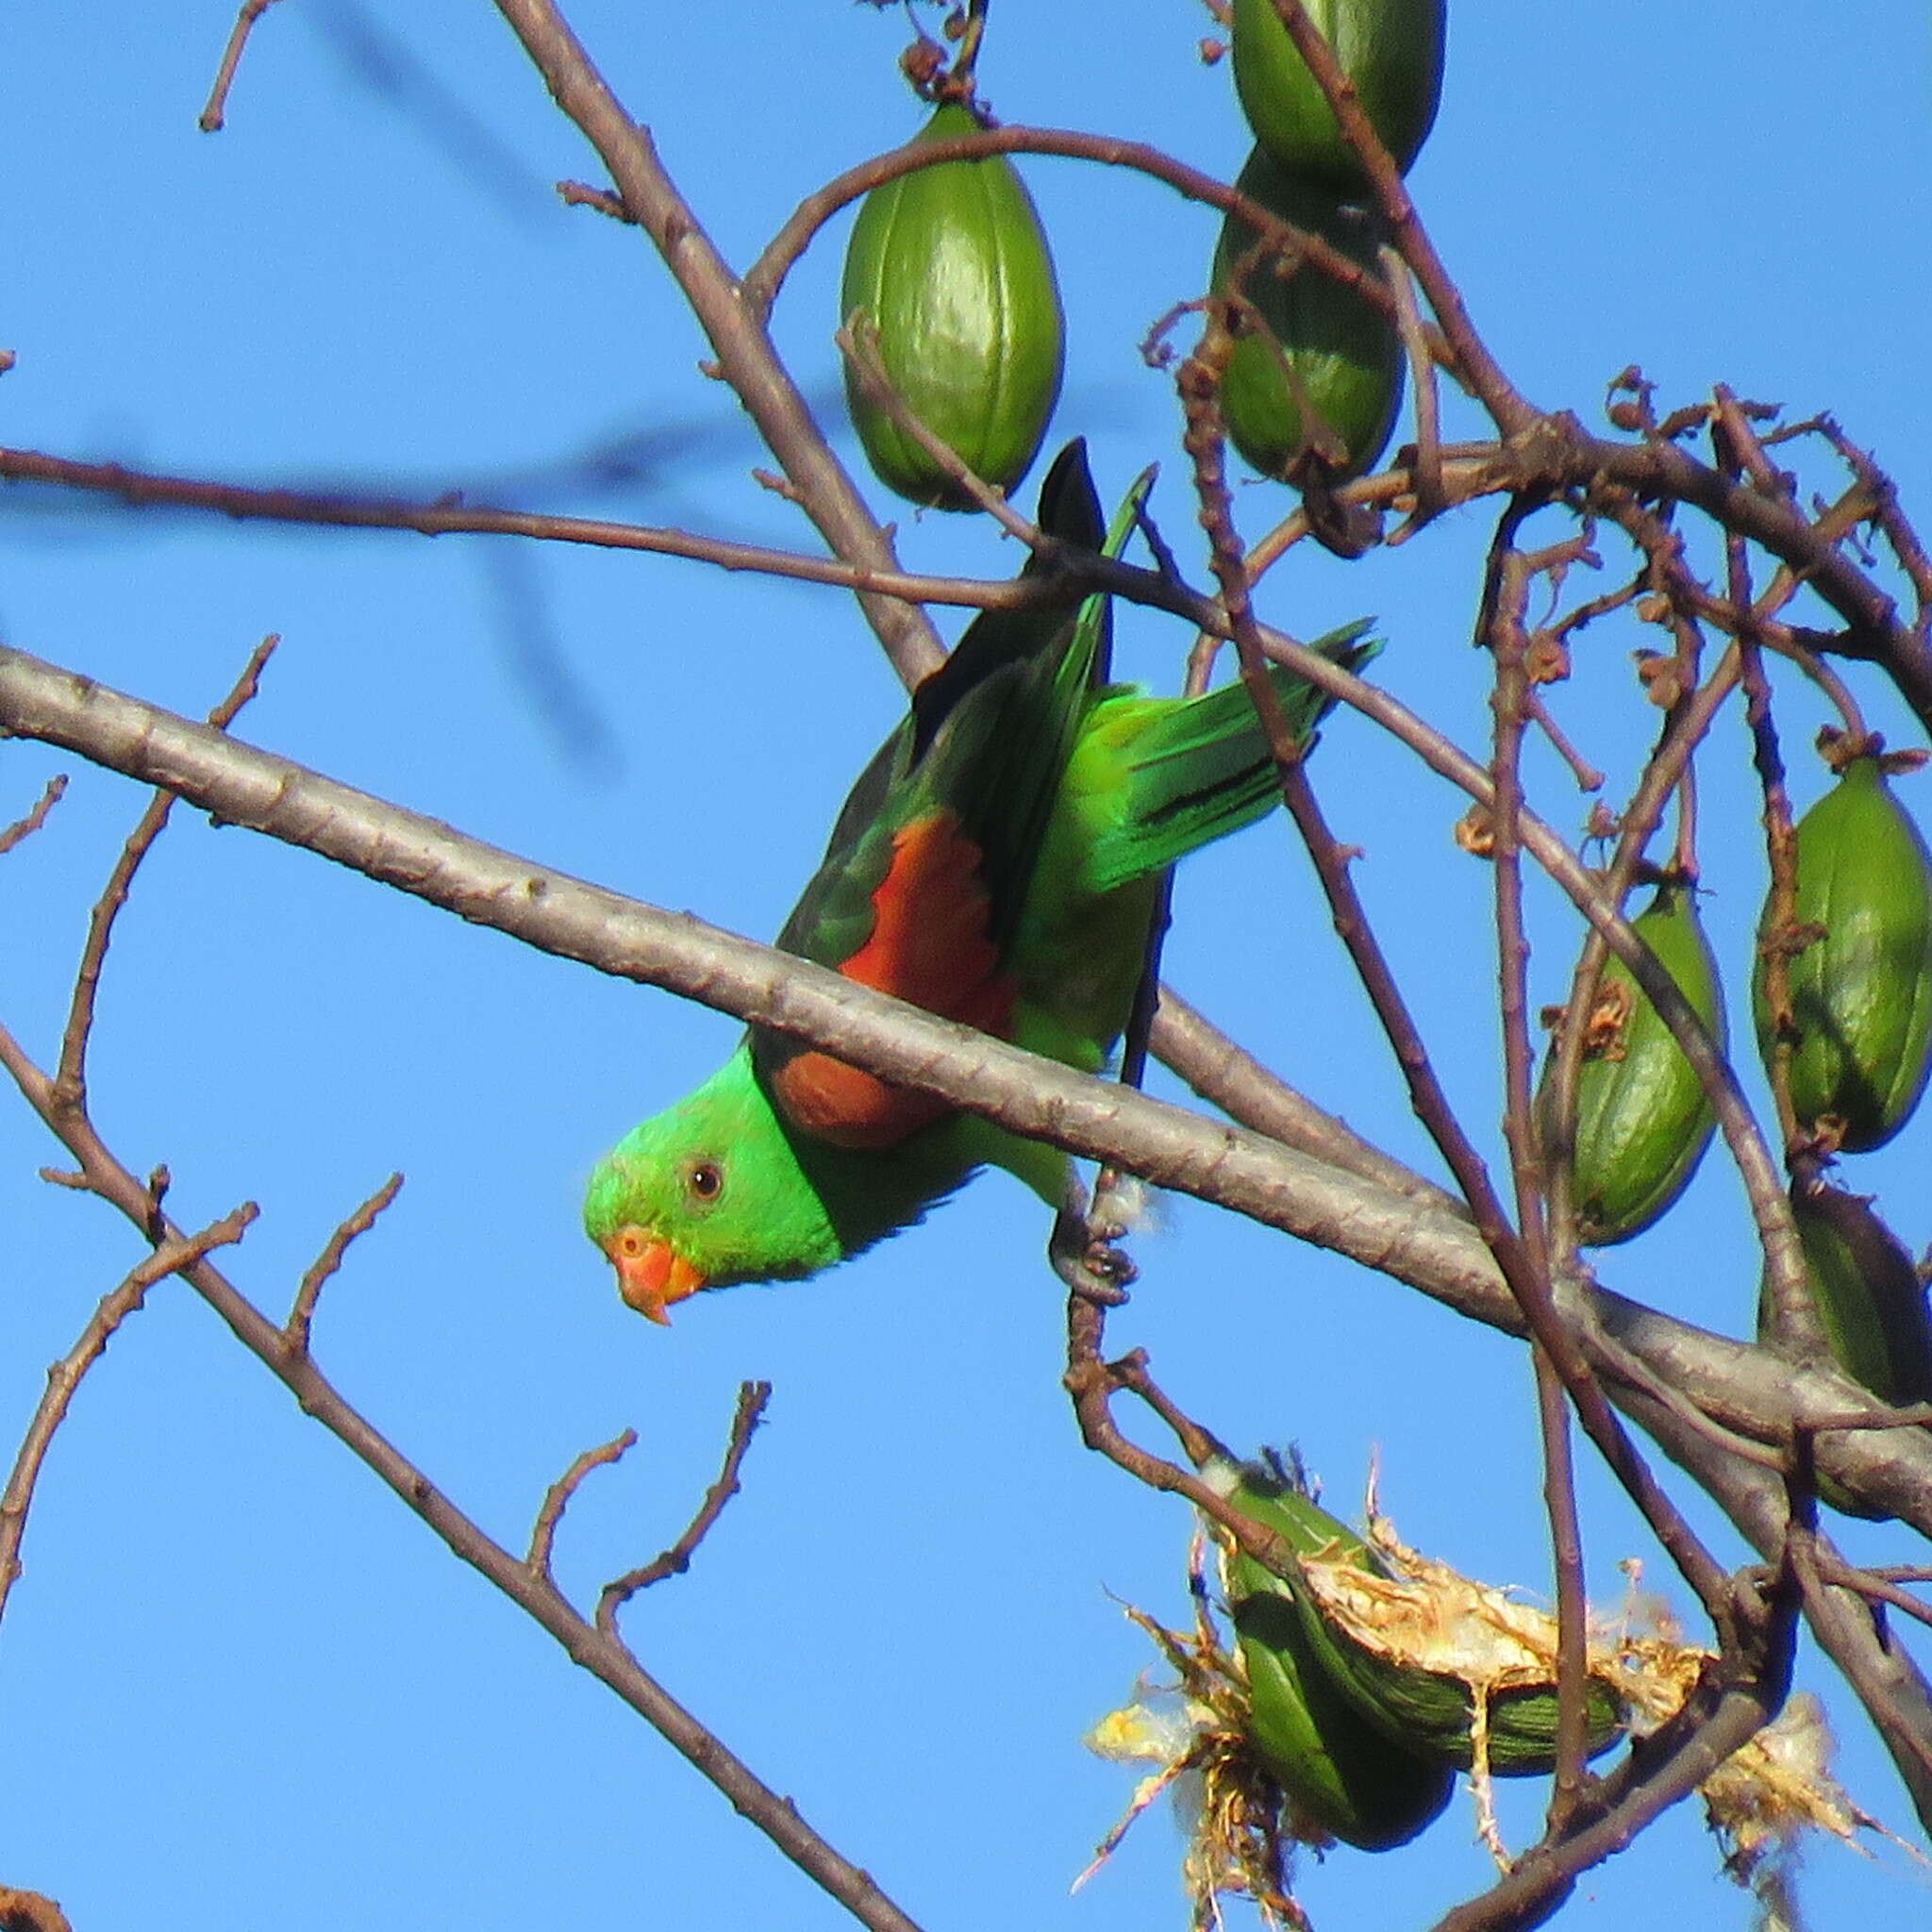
1035 439 1104 556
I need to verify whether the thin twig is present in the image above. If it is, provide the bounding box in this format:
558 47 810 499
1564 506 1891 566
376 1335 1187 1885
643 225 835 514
742 126 1440 361
1381 241 1444 533
1261 0 1534 436
1151 987 1465 1215
834 321 1029 536
1191 394 1738 1619
0 775 67 856
52 636 277 1111
1480 508 1595 1819
0 1012 924 1932
489 0 944 685
0 446 1041 624
198 0 285 132
1814 1555 1932 1631
528 1427 638 1580
0 1205 257 1628
285 1172 404 1356
597 1381 772 1629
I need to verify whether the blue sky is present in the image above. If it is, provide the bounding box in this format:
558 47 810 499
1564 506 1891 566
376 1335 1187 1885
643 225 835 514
1 3 1929 1929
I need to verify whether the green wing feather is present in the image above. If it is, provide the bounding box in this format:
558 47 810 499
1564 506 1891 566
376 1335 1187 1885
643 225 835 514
773 440 1124 970
1075 622 1379 896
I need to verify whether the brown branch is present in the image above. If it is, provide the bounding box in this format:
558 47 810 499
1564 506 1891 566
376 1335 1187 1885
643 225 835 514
6 645 1932 1521
1816 1555 1932 1631
1479 511 1594 1818
0 775 66 856
741 125 1452 370
0 445 1039 620
528 1428 638 1581
1428 1646 1793 1932
52 636 277 1113
1717 396 1807 1174
1261 0 1535 437
1150 986 1464 1215
1235 456 1735 1616
1607 1367 1932 1832
833 320 1028 533
488 0 944 685
597 1381 772 1629
0 1206 257 1630
199 0 285 132
0 1039 927 1932
285 1173 405 1357
1381 242 1444 532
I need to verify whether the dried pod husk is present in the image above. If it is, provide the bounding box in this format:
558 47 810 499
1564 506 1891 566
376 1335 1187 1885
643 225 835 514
1217 1460 1624 1780
1231 0 1445 189
1543 881 1726 1246
1219 1464 1454 1849
839 103 1064 511
1774 1178 1932 1411
1213 148 1404 484
1755 757 1932 1152
1282 1558 1625 1777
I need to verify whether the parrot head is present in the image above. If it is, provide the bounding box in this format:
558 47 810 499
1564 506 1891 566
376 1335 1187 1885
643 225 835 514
582 1044 847 1323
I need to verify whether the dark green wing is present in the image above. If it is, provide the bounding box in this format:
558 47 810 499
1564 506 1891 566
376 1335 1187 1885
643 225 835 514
773 439 1110 971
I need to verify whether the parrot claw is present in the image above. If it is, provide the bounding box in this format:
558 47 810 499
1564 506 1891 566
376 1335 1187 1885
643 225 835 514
1078 1240 1138 1307
1049 1198 1137 1307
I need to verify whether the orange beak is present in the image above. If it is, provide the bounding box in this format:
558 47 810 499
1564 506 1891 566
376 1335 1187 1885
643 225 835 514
605 1226 708 1325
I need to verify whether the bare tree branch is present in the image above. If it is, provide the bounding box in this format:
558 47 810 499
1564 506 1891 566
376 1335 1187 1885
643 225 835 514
0 1032 929 1932
488 0 945 685
597 1380 772 1628
1 641 1927 1522
285 1172 405 1357
0 1206 257 1630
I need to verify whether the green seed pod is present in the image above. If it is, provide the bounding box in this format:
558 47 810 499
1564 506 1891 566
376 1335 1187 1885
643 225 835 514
1544 882 1726 1247
1784 1179 1932 1410
1230 0 1445 189
1284 1592 1626 1777
1222 1466 1454 1849
1220 1460 1622 1782
840 103 1064 511
1213 147 1404 484
1754 757 1932 1152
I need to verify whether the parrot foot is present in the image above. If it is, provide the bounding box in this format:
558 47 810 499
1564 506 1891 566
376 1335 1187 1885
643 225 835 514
1050 1194 1137 1307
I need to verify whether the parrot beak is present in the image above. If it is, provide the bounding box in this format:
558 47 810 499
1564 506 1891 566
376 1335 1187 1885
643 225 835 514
606 1226 708 1325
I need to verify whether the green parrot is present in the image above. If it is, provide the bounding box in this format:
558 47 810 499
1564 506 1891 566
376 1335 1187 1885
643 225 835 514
584 441 1375 1322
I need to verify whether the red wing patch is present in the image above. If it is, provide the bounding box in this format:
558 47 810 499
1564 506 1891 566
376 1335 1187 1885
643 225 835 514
774 810 1017 1150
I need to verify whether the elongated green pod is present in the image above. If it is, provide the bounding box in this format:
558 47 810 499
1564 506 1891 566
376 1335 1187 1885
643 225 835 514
1231 0 1445 189
1783 1179 1932 1410
1218 1459 1624 1779
841 103 1064 511
1283 1591 1625 1776
1213 147 1404 484
1544 882 1725 1247
1218 1464 1454 1849
1755 757 1932 1152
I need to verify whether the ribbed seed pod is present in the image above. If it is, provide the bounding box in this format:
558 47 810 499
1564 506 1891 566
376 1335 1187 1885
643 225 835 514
1220 1464 1454 1849
1213 147 1404 484
1780 1178 1932 1410
1755 756 1932 1151
1230 0 1446 189
840 103 1064 511
1217 1458 1624 1780
1544 882 1726 1246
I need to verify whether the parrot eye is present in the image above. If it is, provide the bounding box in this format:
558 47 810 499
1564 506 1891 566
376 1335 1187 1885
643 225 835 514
686 1159 724 1203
